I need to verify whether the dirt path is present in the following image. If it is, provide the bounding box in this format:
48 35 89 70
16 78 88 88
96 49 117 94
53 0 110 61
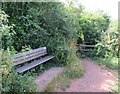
63 59 118 92
35 67 64 92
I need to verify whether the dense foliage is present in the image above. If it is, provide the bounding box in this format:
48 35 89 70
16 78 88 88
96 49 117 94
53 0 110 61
0 1 118 93
0 10 36 92
0 51 36 92
1 2 84 64
0 2 85 92
1 2 112 61
78 11 110 44
0 9 11 49
45 39 84 92
96 21 119 58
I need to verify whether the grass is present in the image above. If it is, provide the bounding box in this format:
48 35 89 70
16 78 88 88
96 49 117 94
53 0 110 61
45 40 84 92
111 82 119 94
111 73 119 94
80 49 119 70
45 57 84 92
44 72 70 92
91 57 118 70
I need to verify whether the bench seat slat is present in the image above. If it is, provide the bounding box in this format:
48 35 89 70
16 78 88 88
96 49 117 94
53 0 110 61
16 56 54 73
13 50 47 63
13 51 47 66
14 47 46 58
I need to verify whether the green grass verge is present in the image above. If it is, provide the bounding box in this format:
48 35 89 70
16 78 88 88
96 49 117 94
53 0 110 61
45 56 84 92
91 57 118 70
45 40 84 92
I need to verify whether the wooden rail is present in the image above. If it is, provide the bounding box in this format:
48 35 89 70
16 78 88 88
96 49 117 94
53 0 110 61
80 44 95 48
79 44 95 51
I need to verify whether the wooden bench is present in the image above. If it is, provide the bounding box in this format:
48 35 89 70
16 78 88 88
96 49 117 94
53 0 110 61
12 47 54 73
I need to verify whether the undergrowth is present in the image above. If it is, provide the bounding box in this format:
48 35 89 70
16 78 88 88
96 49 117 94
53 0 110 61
91 57 118 70
80 48 118 70
111 81 119 94
0 50 37 93
45 39 84 92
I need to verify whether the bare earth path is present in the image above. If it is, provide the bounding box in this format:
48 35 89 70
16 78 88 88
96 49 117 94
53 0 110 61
64 58 118 92
35 67 64 92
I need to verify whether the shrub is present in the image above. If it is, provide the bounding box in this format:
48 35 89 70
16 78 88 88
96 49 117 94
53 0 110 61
65 39 84 79
0 9 10 35
1 2 80 65
78 11 110 44
45 73 70 92
2 70 36 92
0 50 36 93
45 40 84 92
95 21 119 58
0 10 37 93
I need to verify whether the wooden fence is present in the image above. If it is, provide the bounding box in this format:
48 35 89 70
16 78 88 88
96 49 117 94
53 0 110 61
78 43 95 52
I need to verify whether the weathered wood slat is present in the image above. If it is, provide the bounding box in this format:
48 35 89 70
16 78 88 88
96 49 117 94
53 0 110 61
13 51 47 66
80 44 95 47
14 47 46 58
13 50 47 63
83 42 91 43
80 49 89 51
80 49 94 51
16 56 54 73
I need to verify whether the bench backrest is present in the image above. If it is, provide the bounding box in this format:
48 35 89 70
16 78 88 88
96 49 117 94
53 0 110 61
13 47 47 66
